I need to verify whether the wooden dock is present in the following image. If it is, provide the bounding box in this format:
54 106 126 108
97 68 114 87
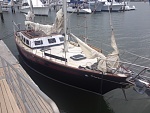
0 78 21 113
0 40 60 113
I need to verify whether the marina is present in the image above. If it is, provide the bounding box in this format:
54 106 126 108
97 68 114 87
1 1 150 113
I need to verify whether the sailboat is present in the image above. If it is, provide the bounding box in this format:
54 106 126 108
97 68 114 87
13 0 150 95
20 0 49 16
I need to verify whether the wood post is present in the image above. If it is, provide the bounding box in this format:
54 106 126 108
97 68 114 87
0 2 4 23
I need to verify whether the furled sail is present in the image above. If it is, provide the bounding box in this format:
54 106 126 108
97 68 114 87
25 9 64 35
70 33 107 72
70 33 106 59
52 8 64 34
106 30 120 69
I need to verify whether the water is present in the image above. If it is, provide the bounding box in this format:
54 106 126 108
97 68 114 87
1 2 150 113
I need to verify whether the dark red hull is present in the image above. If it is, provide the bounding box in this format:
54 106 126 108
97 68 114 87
16 41 129 95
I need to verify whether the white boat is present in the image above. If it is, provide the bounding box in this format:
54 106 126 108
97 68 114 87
20 0 49 16
88 0 105 12
67 0 92 14
124 5 135 11
122 1 136 11
0 0 12 12
100 0 123 12
67 6 92 14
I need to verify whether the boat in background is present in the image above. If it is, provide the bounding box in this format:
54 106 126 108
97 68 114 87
100 0 123 12
20 0 49 16
88 0 105 12
122 1 136 11
100 0 136 12
0 0 12 12
67 0 92 14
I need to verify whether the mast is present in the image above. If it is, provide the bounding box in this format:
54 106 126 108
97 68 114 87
28 0 34 21
29 0 34 14
63 0 68 52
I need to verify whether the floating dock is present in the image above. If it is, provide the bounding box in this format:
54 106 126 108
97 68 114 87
0 40 60 113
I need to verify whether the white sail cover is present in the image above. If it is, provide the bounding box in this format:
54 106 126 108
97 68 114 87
106 31 120 69
25 9 64 35
70 33 107 72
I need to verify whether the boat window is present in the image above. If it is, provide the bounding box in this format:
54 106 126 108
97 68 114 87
59 37 64 42
48 38 56 44
34 40 43 45
23 38 25 42
26 39 29 45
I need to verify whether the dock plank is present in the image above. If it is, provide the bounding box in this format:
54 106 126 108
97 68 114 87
24 85 49 113
0 68 5 80
1 79 13 113
2 80 21 113
0 80 7 113
0 79 21 113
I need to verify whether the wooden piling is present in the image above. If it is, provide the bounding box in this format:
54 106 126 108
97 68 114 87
0 2 4 23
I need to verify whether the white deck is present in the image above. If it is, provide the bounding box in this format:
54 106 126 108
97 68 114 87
17 36 98 68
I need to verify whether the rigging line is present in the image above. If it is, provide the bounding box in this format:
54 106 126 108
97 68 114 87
88 38 150 64
120 49 150 61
